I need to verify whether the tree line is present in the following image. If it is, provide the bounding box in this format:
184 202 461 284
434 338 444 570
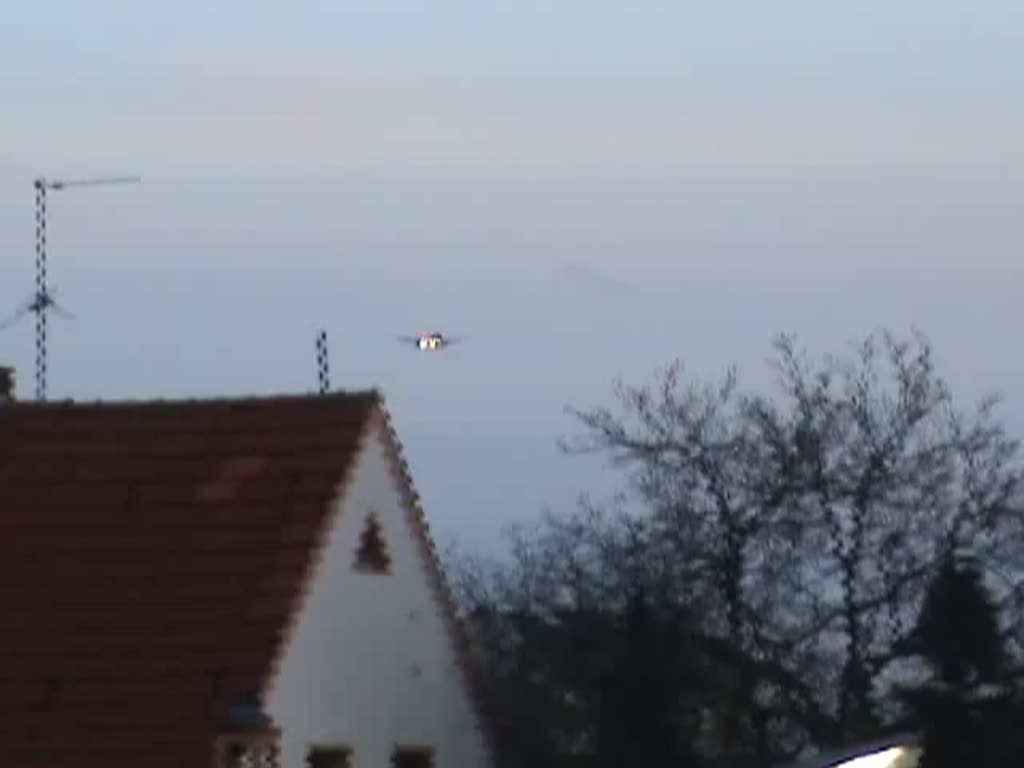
450 330 1024 768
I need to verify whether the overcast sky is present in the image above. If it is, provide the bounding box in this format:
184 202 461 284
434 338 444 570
1 1 1022 553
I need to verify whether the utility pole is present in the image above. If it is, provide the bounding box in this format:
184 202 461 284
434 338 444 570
30 175 140 400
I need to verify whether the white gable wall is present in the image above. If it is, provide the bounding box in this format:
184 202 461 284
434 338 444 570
267 425 491 768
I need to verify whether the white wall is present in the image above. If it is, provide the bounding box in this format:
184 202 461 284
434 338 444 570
266 425 491 768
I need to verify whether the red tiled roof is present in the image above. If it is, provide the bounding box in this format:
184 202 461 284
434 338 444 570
0 392 381 766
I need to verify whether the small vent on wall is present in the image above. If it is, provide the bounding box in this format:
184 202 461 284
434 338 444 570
307 745 353 768
391 746 435 768
353 510 391 574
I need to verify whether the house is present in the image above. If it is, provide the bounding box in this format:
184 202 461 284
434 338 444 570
0 377 494 768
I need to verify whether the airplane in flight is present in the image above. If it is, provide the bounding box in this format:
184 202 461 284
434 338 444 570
397 331 462 353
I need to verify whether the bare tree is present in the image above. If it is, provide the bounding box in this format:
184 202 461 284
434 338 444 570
451 329 1024 765
751 332 1024 737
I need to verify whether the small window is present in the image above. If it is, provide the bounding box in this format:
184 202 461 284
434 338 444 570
307 745 353 768
391 745 435 768
354 511 392 573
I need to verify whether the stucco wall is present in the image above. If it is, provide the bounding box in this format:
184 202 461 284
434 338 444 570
266 426 491 768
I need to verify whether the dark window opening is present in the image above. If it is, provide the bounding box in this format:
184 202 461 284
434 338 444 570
307 745 353 768
354 511 392 573
391 746 435 768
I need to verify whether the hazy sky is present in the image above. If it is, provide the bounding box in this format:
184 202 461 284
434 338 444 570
2 2 1023 553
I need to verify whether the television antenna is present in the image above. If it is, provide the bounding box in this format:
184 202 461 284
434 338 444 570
0 175 141 401
316 329 330 394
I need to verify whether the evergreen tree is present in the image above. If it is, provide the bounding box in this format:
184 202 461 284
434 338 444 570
916 553 1004 688
904 552 1007 768
592 592 704 768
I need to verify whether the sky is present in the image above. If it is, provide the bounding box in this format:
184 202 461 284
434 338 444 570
1 1 1023 554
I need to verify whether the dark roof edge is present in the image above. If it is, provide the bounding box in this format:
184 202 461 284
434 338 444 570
3 389 383 409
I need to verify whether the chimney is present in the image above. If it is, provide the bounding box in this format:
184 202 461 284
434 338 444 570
211 693 281 768
0 366 13 401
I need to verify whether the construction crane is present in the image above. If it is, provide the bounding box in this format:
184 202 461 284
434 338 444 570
0 175 140 401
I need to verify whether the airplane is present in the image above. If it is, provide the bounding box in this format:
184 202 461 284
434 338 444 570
397 331 462 353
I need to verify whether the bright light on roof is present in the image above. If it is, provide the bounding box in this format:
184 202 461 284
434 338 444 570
832 746 910 768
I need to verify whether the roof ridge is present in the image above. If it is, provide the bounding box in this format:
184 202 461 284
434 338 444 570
4 389 383 409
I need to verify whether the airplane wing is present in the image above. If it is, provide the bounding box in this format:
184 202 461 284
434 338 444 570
397 335 420 346
445 336 464 347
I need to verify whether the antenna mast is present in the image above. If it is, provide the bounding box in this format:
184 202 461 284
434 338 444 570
316 330 330 394
31 174 140 400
